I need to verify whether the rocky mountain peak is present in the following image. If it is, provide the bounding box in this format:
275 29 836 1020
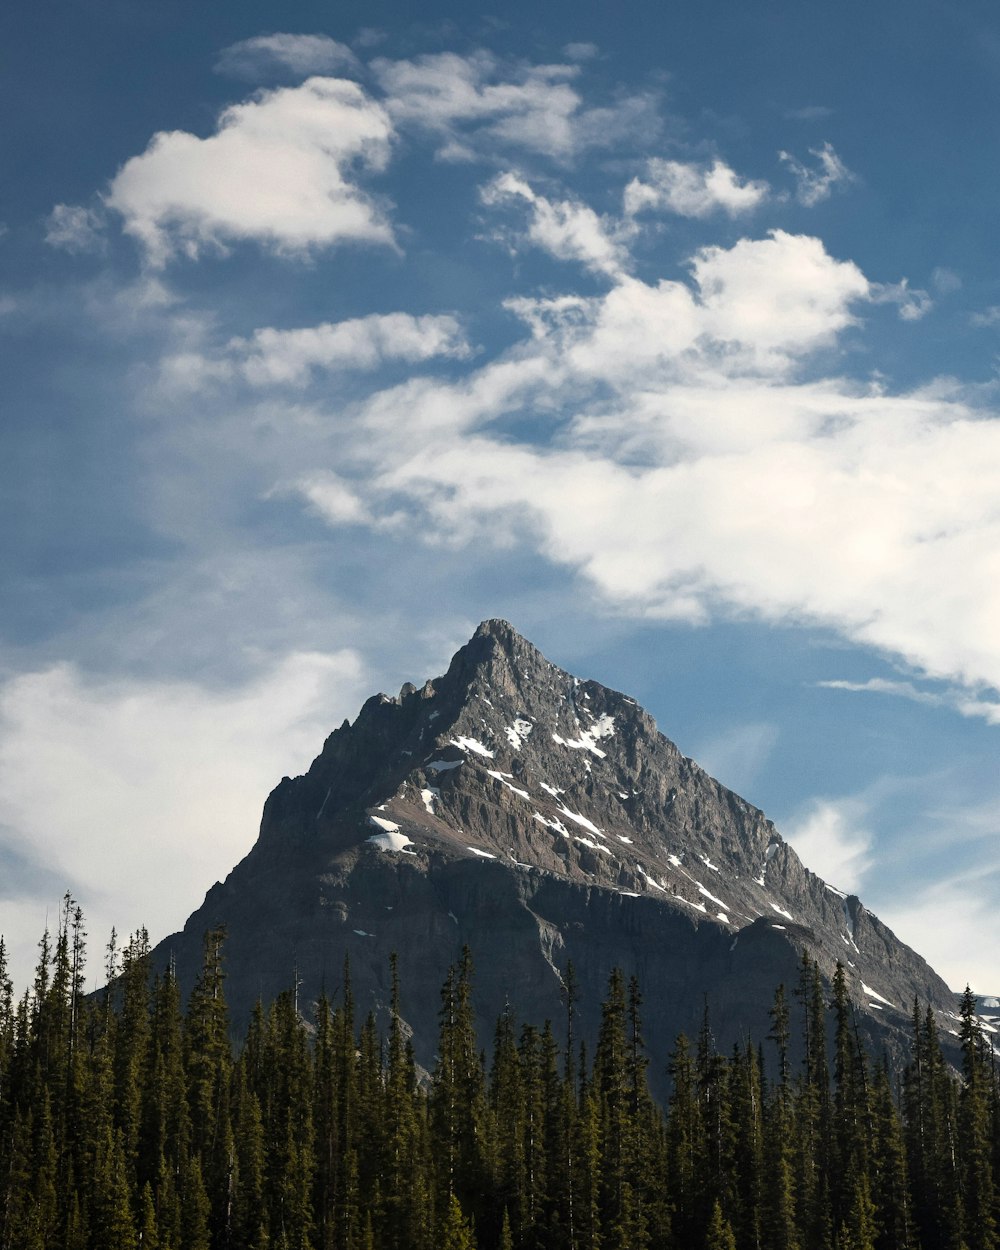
161 621 963 1087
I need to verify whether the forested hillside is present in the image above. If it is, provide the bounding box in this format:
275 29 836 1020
0 896 996 1250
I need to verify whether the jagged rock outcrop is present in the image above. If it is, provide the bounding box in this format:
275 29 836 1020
153 619 961 1088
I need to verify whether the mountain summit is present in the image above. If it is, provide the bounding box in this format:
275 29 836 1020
155 620 958 1078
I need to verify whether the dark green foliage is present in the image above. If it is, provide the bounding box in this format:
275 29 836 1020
1 908 996 1250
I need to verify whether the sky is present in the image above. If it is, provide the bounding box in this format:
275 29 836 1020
3 0 1000 996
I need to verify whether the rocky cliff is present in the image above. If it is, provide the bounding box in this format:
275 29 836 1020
151 620 961 1086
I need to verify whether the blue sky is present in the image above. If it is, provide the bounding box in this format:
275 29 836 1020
4 0 1000 994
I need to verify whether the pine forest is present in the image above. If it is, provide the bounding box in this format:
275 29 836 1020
0 895 997 1250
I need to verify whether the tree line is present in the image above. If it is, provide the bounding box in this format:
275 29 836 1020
0 894 997 1250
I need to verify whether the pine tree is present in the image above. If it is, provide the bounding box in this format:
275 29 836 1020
870 1058 913 1250
90 1127 139 1250
793 953 833 1250
665 1033 700 1245
431 949 488 1228
728 1041 763 1250
489 1007 525 1243
438 1192 476 1250
705 1197 737 1250
958 987 997 1250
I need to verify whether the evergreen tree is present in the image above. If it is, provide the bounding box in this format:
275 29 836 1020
431 949 488 1228
705 1197 737 1250
958 988 996 1250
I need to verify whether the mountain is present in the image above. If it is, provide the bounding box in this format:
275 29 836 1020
151 619 960 1085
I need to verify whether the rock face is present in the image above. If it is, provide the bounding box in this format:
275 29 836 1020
153 620 959 1087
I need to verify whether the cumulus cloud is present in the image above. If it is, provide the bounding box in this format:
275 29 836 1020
44 203 106 253
373 50 658 162
784 798 874 893
624 158 769 219
0 651 365 991
779 141 855 206
263 214 1000 709
690 230 868 367
215 33 361 80
105 77 395 266
482 173 629 278
161 311 469 391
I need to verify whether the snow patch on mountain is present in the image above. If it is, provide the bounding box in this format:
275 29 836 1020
451 735 495 758
487 769 530 799
506 718 534 749
552 713 616 759
367 828 415 854
862 983 896 1008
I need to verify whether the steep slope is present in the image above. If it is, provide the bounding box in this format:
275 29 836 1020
154 620 960 1083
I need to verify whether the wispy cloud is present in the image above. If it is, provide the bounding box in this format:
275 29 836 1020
215 33 361 80
880 870 1000 994
692 721 780 794
779 141 855 206
372 50 659 163
785 105 834 122
819 677 1000 725
161 311 469 392
871 278 933 321
784 796 874 893
0 652 365 990
44 203 106 253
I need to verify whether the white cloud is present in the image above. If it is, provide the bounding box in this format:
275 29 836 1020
373 50 658 162
880 872 1000 994
690 230 868 367
295 471 372 526
215 33 361 80
624 158 769 219
161 311 469 391
871 278 933 321
44 203 106 253
263 216 1000 709
0 651 365 991
106 77 395 266
779 141 855 206
482 173 628 278
784 798 874 893
970 305 1000 328
819 677 1000 724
